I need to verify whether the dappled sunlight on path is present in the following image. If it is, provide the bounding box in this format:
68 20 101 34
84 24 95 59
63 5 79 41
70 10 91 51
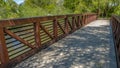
14 20 117 68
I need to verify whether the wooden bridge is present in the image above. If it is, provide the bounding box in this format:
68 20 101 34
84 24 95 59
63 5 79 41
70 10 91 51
0 13 119 68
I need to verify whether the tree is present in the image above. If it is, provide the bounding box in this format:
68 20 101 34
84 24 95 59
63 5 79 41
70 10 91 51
63 0 120 17
0 0 19 19
18 2 47 17
18 0 71 17
0 0 120 19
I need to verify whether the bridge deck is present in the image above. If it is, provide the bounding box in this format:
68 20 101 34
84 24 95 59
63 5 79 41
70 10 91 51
14 20 117 68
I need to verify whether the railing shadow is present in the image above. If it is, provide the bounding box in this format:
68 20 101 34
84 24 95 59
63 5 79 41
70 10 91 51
14 21 117 68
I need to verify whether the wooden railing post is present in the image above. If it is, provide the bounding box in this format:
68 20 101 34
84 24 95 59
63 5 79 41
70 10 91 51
90 15 92 22
85 15 88 24
74 16 79 29
95 14 97 20
72 16 75 30
53 19 58 41
0 27 9 64
77 16 81 28
87 15 89 23
65 17 69 34
84 15 86 25
79 15 83 27
34 22 41 48
82 15 85 26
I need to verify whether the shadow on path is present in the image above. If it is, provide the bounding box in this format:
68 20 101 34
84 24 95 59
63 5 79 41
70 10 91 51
14 20 117 68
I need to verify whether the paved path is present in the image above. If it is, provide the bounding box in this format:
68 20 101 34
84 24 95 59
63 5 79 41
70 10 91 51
14 20 117 68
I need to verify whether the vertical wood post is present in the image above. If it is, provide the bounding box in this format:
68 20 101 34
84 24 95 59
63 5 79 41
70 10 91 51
85 15 87 24
82 15 85 26
90 15 92 22
34 22 41 48
79 15 82 27
74 16 78 28
95 14 97 20
0 27 9 64
87 15 89 23
65 17 69 34
83 15 86 25
77 16 81 28
72 16 75 30
53 19 58 41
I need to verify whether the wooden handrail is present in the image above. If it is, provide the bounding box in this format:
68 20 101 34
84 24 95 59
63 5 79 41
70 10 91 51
111 15 120 68
0 13 97 68
112 15 120 23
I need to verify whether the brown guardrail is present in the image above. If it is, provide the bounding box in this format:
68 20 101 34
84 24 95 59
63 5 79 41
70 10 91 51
0 13 97 68
111 15 120 68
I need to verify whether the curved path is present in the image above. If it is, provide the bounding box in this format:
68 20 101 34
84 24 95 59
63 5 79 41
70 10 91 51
14 20 117 68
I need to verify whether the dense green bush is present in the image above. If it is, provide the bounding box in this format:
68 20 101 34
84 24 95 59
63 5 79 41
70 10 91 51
0 0 120 19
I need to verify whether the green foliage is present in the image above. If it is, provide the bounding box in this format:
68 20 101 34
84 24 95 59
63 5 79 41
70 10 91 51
114 5 120 15
0 0 19 19
0 0 120 19
18 3 47 17
64 0 120 17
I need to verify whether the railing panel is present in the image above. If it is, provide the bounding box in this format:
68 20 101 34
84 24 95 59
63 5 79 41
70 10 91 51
40 20 53 44
111 15 120 68
67 17 73 32
5 23 35 59
57 18 65 36
0 13 97 68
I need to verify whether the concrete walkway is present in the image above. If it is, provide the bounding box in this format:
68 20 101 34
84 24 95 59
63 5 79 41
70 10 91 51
14 20 117 68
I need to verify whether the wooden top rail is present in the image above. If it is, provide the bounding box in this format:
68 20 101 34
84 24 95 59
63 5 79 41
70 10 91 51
0 13 97 27
112 15 120 23
0 13 97 68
